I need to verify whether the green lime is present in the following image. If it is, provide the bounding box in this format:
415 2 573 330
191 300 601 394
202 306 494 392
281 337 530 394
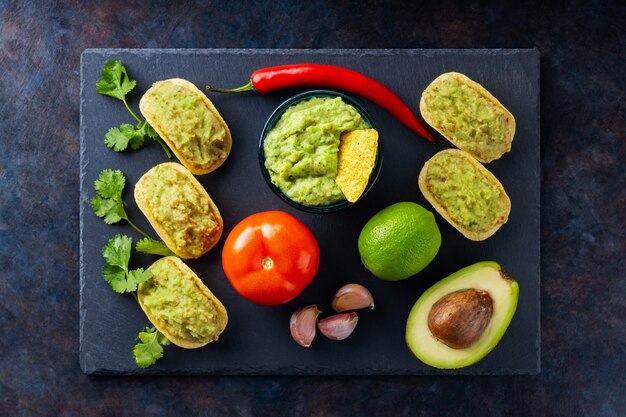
358 202 441 281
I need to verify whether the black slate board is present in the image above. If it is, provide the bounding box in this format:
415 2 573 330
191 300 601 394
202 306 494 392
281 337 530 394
80 49 540 375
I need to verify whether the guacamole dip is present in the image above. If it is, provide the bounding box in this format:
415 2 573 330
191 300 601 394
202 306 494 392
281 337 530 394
263 96 370 206
140 257 225 344
423 151 507 233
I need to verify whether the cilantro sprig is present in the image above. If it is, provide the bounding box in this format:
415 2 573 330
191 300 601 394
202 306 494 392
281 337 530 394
90 169 151 239
102 235 153 293
90 169 178 259
96 60 172 158
100 235 171 368
133 327 171 368
95 60 136 107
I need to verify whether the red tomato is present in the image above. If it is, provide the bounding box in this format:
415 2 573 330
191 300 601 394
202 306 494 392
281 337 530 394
221 211 320 305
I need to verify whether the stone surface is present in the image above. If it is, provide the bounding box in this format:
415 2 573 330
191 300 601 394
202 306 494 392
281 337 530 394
1 0 624 416
80 49 539 375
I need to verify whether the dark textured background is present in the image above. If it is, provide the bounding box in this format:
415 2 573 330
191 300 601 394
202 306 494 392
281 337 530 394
0 0 624 415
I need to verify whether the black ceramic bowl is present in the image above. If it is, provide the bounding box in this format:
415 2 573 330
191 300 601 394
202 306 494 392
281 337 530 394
259 90 382 213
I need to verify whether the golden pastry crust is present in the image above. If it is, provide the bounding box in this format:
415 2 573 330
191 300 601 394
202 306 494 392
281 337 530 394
134 162 223 259
420 72 515 163
418 149 511 241
140 78 232 175
138 256 228 349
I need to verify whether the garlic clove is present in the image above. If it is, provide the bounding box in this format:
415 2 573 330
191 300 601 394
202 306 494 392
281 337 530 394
318 312 358 340
290 305 321 347
331 283 375 312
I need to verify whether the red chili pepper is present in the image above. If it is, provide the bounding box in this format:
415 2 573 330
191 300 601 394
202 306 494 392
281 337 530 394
206 64 435 143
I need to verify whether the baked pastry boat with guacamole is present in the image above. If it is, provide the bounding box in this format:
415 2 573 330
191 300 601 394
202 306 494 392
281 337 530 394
419 149 511 241
138 256 228 349
420 72 515 163
140 78 232 175
134 162 223 259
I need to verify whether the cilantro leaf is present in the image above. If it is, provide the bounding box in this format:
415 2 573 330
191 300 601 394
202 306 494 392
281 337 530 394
96 60 136 101
94 169 125 198
136 238 176 256
138 120 159 140
128 131 146 150
102 234 132 269
128 268 153 288
132 327 170 368
90 169 127 225
91 197 124 224
155 330 170 346
104 124 145 152
101 235 153 293
102 265 130 294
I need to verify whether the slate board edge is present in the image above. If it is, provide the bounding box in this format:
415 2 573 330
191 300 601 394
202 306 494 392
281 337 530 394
532 48 542 375
81 47 540 60
79 50 90 375
79 48 541 376
88 366 540 377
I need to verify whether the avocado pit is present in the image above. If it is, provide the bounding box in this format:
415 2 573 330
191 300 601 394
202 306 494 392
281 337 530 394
427 288 493 349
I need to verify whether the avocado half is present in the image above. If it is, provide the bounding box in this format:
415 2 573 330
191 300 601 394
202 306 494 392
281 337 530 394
405 261 518 369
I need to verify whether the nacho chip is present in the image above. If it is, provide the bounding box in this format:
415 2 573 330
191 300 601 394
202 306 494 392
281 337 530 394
335 129 379 203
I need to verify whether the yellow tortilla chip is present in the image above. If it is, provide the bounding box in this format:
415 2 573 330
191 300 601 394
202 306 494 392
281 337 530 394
335 129 379 203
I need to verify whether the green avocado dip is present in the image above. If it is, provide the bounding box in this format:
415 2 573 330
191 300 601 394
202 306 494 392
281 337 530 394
139 257 223 343
141 164 218 257
141 81 228 167
424 151 507 233
263 96 370 206
422 76 510 161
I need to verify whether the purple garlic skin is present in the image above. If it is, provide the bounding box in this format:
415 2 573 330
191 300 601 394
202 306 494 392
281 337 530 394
331 283 375 312
290 305 321 347
318 312 358 341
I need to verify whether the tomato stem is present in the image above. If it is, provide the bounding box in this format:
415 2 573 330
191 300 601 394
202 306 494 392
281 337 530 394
262 257 274 270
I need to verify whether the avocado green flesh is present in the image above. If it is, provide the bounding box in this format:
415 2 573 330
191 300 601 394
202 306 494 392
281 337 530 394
424 152 507 233
423 77 509 161
140 258 221 343
406 261 518 369
143 82 227 167
141 164 217 257
263 97 369 206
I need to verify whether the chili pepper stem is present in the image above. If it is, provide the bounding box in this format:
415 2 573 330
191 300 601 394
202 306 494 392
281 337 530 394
206 81 256 93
